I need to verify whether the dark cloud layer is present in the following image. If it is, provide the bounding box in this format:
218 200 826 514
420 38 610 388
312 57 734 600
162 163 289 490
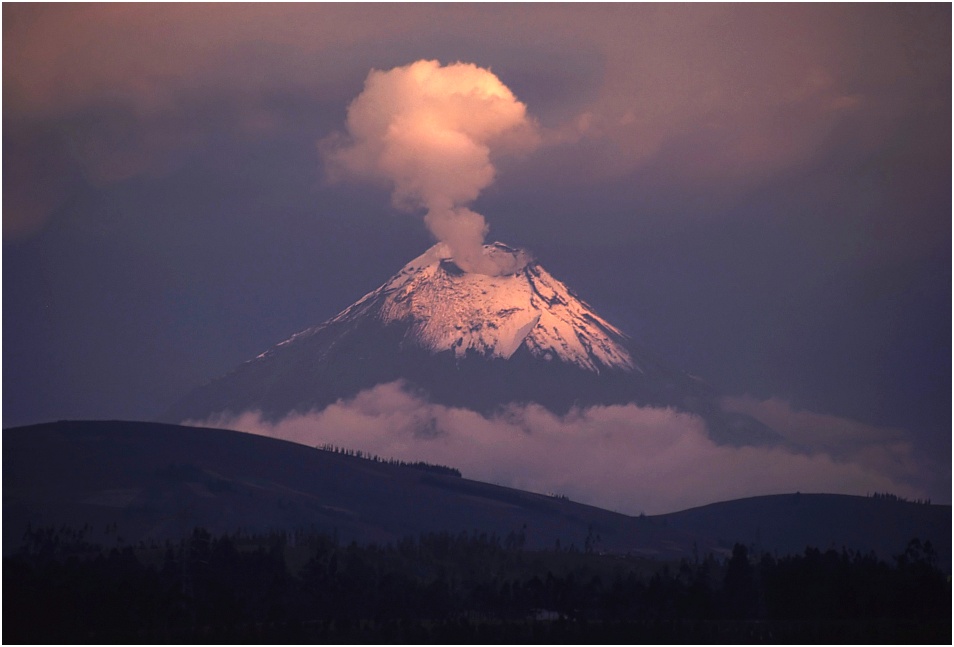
4 4 949 506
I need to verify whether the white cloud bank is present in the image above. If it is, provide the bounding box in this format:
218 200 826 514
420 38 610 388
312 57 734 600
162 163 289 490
193 382 927 515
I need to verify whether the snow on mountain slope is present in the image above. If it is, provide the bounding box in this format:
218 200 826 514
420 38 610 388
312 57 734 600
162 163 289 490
264 242 634 373
167 241 778 446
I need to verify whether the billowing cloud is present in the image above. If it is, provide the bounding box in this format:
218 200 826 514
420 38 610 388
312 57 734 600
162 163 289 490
322 60 540 275
5 5 946 249
6 5 944 184
193 381 925 515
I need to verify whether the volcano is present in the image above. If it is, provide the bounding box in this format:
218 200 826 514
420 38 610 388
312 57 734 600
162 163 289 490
165 242 773 445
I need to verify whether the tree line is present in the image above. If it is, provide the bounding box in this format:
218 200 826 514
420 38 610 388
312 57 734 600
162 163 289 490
315 443 461 477
5 524 949 643
869 491 933 505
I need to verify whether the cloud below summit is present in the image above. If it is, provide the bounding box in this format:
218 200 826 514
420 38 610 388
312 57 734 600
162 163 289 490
198 381 926 515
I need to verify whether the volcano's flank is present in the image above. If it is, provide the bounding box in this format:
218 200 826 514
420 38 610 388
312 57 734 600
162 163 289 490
165 243 775 446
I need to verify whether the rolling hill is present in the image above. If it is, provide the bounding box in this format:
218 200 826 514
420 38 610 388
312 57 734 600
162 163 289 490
4 420 949 569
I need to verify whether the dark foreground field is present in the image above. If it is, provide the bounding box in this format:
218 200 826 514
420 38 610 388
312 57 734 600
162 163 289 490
4 526 949 644
4 420 951 643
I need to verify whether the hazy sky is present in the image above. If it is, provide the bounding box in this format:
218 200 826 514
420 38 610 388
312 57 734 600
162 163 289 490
4 4 950 506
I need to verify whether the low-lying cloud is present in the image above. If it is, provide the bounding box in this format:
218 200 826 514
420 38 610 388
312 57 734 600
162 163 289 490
195 381 926 515
720 395 933 497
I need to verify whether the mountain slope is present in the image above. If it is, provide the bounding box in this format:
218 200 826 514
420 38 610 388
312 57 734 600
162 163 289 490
325 242 635 370
4 421 949 568
165 243 772 445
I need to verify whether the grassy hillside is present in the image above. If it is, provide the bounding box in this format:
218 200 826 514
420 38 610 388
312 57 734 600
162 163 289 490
4 420 949 568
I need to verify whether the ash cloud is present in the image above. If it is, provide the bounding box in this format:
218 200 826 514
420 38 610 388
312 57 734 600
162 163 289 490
195 381 926 515
322 60 540 275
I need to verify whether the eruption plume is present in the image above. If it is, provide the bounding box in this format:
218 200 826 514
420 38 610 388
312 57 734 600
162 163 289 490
324 60 539 275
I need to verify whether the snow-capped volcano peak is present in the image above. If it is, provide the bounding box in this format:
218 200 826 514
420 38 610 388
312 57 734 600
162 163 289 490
326 242 635 373
166 241 776 446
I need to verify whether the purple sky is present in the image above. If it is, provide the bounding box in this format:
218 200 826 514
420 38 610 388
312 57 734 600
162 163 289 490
4 5 950 505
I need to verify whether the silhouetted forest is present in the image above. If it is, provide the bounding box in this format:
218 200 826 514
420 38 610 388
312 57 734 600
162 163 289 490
5 524 949 643
315 443 462 477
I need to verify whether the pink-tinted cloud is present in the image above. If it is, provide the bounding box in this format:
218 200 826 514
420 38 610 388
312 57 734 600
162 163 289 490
5 3 946 261
322 60 539 274
6 4 944 182
193 381 925 515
